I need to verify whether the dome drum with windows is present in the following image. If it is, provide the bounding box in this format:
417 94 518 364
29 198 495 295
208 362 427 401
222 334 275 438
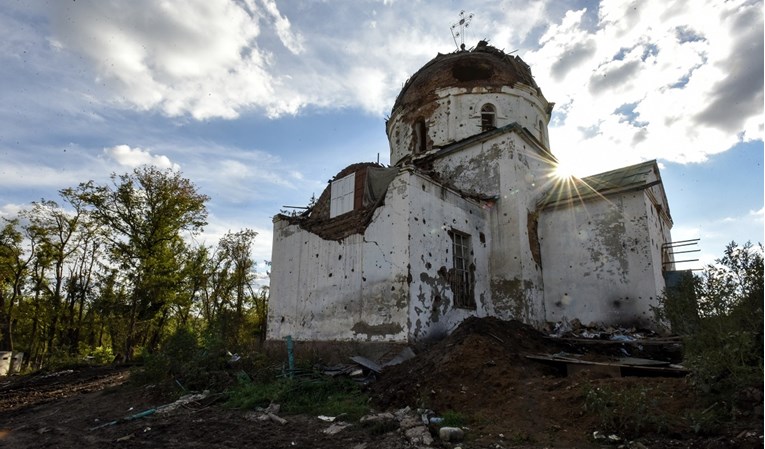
386 40 554 165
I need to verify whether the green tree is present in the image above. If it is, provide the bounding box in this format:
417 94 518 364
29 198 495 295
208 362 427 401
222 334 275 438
674 242 763 396
0 219 35 351
206 229 261 350
71 166 209 360
22 198 91 355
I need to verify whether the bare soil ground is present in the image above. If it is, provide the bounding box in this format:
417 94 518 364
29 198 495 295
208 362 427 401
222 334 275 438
0 317 762 449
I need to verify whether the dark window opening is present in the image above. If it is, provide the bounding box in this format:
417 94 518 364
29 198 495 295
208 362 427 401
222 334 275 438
538 119 545 144
414 119 427 153
481 104 496 132
450 229 476 309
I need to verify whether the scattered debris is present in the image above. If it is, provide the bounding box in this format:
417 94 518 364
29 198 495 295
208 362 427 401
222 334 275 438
155 391 210 415
359 412 395 423
526 353 689 377
115 433 134 442
321 422 351 435
90 408 157 430
395 407 434 447
439 426 465 442
349 356 382 374
244 403 288 425
317 415 336 422
592 430 621 443
382 347 416 367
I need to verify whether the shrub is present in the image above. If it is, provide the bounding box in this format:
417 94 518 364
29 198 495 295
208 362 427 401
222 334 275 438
582 383 666 436
134 327 231 392
654 242 764 415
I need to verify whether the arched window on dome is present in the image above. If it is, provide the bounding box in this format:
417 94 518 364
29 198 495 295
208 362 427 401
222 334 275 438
538 120 545 143
481 104 496 132
414 119 427 154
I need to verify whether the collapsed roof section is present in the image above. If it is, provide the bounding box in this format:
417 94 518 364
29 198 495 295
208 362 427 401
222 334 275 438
278 162 399 241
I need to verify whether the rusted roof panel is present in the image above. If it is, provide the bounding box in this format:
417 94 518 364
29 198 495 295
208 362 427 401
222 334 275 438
539 160 661 209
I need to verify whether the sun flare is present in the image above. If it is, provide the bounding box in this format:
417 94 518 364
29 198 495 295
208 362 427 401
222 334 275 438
553 161 576 180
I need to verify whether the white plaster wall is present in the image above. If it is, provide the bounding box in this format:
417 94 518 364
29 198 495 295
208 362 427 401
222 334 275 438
539 191 665 327
429 132 553 325
267 175 412 342
388 85 550 165
403 171 492 342
644 185 674 297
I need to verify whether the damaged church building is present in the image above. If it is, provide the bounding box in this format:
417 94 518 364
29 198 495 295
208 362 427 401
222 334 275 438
267 41 676 343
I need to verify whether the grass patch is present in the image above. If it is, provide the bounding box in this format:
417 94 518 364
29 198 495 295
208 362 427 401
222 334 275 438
227 376 370 421
439 410 468 427
582 383 668 436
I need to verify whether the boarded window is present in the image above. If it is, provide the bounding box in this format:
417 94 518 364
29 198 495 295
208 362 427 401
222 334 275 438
330 172 355 218
450 229 476 309
481 104 496 132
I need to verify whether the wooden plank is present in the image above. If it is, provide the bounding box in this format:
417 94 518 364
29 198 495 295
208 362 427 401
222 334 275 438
526 354 689 377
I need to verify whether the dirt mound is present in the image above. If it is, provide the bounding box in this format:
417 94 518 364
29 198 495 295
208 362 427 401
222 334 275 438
372 317 567 411
370 317 704 447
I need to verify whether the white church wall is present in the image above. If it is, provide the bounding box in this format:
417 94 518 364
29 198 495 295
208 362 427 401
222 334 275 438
429 132 553 325
644 184 674 299
403 171 492 342
539 191 664 327
267 176 412 342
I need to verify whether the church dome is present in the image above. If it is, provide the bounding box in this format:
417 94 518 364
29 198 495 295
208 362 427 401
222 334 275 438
391 41 540 114
386 41 552 165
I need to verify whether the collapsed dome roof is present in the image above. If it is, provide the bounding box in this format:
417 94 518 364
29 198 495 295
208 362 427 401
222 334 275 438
391 41 540 114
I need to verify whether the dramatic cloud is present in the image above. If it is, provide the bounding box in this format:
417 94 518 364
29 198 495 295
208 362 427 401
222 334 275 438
105 144 178 170
524 0 763 175
50 0 285 119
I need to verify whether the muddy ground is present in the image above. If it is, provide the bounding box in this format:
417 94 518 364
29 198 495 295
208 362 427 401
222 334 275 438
0 317 762 448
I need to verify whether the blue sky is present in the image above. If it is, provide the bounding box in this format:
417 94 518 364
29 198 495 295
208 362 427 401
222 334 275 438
1 0 762 280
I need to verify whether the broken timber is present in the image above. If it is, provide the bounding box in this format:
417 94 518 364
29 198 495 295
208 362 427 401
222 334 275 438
526 353 689 377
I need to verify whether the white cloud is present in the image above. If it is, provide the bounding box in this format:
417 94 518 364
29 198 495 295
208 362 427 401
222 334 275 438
105 144 179 170
525 0 763 176
259 0 305 55
50 0 282 120
35 0 762 172
0 203 23 219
